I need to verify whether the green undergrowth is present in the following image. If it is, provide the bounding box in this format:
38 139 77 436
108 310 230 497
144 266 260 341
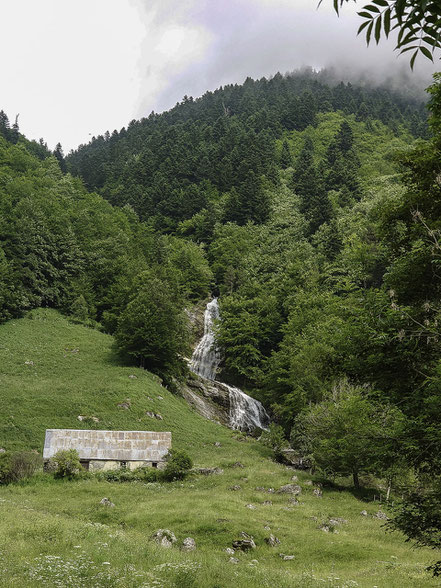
0 310 438 587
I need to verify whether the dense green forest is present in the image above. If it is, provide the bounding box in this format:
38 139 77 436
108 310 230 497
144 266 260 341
2 68 441 563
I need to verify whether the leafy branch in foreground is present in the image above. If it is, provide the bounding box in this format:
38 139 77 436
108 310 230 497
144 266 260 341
321 0 441 68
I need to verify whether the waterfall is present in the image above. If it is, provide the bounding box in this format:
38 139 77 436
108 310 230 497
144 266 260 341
190 299 269 432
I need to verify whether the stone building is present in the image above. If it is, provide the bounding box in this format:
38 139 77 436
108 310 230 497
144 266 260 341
43 429 172 472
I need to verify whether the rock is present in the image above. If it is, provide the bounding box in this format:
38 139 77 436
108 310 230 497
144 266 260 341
145 411 155 418
265 534 280 547
155 413 163 420
0 448 5 453
262 500 273 506
374 510 389 520
360 510 368 517
91 416 99 422
329 517 348 526
181 537 196 552
255 486 266 492
117 400 131 410
100 498 115 508
217 518 230 523
229 557 239 564
291 475 298 482
24 360 34 366
233 461 244 468
196 467 224 476
250 559 259 565
232 538 256 551
313 488 323 498
288 497 299 505
214 442 221 447
150 529 177 548
267 488 275 494
229 485 241 491
264 525 271 531
277 484 302 495
279 554 295 561
157 396 163 400
246 504 257 510
304 480 313 486
128 374 137 379
224 547 235 555
319 525 330 533
77 415 86 421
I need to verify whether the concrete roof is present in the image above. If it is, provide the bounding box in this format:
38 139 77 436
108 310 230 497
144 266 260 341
43 429 171 461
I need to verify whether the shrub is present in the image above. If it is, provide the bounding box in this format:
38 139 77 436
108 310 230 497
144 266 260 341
162 450 193 481
0 451 42 484
261 423 288 461
100 466 159 483
50 449 82 479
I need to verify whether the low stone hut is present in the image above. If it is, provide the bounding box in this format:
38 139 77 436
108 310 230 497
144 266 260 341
43 429 171 472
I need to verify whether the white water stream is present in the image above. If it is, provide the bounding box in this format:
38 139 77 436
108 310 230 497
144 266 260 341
190 299 269 431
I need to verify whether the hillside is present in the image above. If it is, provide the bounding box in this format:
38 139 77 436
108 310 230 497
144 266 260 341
0 309 439 587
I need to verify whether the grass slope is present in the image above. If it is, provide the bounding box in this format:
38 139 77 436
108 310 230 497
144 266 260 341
0 310 438 587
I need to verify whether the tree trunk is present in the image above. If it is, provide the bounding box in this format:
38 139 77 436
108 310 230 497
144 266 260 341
353 471 360 489
386 478 392 501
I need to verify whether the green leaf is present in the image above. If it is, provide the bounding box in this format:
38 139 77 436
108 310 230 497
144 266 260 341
410 49 418 70
420 45 435 61
364 4 381 13
384 8 391 37
366 20 374 45
375 14 382 43
357 20 372 35
372 0 389 6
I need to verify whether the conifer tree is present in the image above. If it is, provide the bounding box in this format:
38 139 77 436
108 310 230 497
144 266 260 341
280 139 293 169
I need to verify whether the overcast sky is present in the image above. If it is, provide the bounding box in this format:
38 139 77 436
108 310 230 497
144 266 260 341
1 0 437 152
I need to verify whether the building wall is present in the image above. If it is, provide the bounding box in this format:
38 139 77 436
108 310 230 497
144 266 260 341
88 460 156 472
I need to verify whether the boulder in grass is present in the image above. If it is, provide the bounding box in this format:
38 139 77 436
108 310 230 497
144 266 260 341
196 467 224 476
279 554 295 561
100 498 115 508
265 534 280 547
277 484 302 495
225 547 235 555
233 536 256 551
360 510 368 517
229 557 239 564
150 529 177 548
181 537 196 552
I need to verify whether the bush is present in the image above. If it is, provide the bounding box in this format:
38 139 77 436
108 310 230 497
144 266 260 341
0 451 42 484
162 450 193 481
100 466 159 483
50 449 82 479
261 423 288 461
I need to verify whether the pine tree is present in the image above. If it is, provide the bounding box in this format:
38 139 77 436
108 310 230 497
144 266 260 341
54 143 67 173
280 139 293 169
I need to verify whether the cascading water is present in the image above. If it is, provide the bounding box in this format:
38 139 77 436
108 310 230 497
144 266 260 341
190 298 269 432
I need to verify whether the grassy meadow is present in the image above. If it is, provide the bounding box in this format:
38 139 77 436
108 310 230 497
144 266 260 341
0 309 438 587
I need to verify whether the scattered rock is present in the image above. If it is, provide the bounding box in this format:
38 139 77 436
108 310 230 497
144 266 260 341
264 525 271 531
319 525 330 533
288 497 299 505
77 415 86 421
229 485 241 491
246 504 257 510
217 518 230 523
313 488 323 498
267 488 275 494
196 467 224 476
225 547 235 555
241 477 249 482
150 529 177 548
265 534 280 547
233 461 244 468
0 448 5 453
360 510 368 517
255 486 266 492
100 498 115 508
24 360 34 366
277 484 302 495
229 557 239 564
279 554 295 561
214 442 221 447
117 400 131 410
145 411 163 420
155 413 163 420
128 374 137 379
304 480 313 486
291 475 298 482
262 500 273 506
374 510 389 520
157 396 163 400
91 416 99 422
181 537 196 552
329 517 348 526
250 559 259 565
232 538 256 551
